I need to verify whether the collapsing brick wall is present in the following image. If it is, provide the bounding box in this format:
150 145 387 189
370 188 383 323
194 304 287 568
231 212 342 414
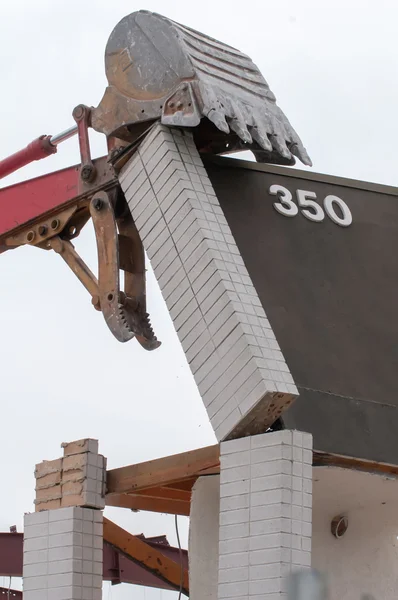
23 439 105 600
119 124 298 442
35 438 106 511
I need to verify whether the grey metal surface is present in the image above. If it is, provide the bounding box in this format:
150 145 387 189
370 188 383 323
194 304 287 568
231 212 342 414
92 10 311 167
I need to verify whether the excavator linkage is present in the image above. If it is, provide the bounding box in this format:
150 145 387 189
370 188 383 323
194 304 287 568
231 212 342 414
0 10 310 346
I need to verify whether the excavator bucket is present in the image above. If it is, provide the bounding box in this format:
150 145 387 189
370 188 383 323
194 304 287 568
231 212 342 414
92 10 311 167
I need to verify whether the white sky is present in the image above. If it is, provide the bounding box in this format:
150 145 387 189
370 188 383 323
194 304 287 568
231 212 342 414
0 1 397 597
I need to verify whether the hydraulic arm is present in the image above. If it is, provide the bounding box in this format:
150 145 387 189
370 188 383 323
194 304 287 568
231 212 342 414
0 10 310 347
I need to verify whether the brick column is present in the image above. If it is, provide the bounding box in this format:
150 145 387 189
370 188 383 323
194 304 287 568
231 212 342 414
218 430 313 599
23 507 102 600
23 439 106 600
119 124 298 442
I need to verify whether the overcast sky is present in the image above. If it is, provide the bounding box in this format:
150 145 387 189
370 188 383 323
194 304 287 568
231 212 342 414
1 1 398 597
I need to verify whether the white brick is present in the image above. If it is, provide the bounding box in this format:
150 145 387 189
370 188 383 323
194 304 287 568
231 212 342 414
249 562 285 580
221 437 251 455
23 575 48 591
23 562 48 577
220 508 250 526
209 358 259 422
176 308 202 342
215 408 243 442
220 494 250 512
250 460 292 479
218 581 249 598
221 450 251 469
24 523 49 538
220 465 250 485
251 474 292 494
174 297 200 331
238 382 272 418
47 572 82 587
140 206 164 241
24 537 49 552
48 586 81 600
185 328 213 364
48 507 84 522
25 512 49 527
211 397 240 431
49 519 83 535
249 547 291 565
249 578 283 595
48 558 83 575
221 479 250 498
218 566 249 583
219 552 249 569
251 488 292 508
143 219 167 251
157 255 184 289
198 342 252 399
129 182 154 220
23 590 48 600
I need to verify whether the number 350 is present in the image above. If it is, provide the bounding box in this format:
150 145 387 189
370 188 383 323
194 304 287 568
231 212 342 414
269 185 352 227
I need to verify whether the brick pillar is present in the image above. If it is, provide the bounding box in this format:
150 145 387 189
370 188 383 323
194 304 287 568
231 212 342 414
23 439 106 600
119 124 298 442
218 430 313 599
23 507 103 600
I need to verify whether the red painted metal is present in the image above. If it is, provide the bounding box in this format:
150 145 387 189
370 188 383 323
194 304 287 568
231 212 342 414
0 588 22 598
0 165 80 241
0 532 188 591
0 137 56 180
0 533 22 577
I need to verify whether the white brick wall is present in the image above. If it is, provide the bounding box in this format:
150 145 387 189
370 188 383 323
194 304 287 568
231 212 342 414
218 430 313 599
119 124 298 441
23 507 103 600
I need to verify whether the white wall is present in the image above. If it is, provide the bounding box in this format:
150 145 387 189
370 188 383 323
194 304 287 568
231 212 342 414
189 475 220 600
313 466 398 599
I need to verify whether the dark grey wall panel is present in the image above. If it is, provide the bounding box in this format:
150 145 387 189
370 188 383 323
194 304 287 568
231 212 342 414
205 156 398 463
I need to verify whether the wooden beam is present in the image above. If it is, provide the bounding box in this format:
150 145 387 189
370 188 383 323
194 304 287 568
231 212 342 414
106 444 220 494
107 443 398 514
106 493 190 516
313 450 398 477
103 517 189 595
165 478 197 493
137 486 192 502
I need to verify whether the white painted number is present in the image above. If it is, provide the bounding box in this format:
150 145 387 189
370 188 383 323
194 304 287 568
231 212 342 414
296 189 325 222
324 195 353 227
269 184 298 217
269 185 352 227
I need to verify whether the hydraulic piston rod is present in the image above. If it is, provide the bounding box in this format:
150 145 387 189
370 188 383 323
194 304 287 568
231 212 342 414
0 125 78 180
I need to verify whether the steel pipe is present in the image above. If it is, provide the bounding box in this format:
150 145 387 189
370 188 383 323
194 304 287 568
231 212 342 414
50 124 78 146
